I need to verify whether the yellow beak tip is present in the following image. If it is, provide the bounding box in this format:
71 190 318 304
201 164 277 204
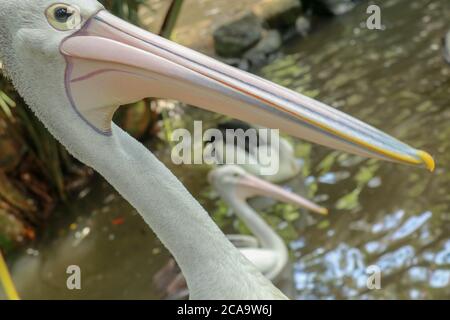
319 208 329 215
417 150 435 172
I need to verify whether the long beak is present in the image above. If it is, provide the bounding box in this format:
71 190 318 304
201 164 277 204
60 10 434 171
236 174 328 215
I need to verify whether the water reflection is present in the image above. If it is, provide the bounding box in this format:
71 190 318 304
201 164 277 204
260 0 449 299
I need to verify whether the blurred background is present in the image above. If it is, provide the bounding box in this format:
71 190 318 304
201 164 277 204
0 0 449 299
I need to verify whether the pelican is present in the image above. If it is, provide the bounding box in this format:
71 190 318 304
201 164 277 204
0 0 434 299
208 165 328 278
154 165 327 299
206 120 301 182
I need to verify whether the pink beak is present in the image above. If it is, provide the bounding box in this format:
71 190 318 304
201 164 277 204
236 174 328 216
60 10 434 171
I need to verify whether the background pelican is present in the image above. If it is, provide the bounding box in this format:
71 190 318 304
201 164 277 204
206 120 301 183
0 0 433 299
154 165 327 299
208 165 327 277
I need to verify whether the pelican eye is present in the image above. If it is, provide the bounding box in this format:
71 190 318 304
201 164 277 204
46 3 82 31
54 7 72 22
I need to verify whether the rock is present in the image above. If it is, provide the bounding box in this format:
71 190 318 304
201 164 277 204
444 31 450 64
243 30 282 68
253 0 302 30
295 16 311 37
302 0 362 16
213 13 263 58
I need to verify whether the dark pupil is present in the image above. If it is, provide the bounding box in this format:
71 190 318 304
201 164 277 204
54 7 72 22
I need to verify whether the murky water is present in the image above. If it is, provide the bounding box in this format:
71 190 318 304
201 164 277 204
2 0 450 299
267 0 450 299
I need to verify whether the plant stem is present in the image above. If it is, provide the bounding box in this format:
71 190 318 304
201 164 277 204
159 0 184 39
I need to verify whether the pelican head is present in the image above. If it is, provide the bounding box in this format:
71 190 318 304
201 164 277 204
208 165 328 215
0 0 435 171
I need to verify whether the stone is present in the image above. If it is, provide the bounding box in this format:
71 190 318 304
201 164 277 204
243 30 282 68
213 13 263 58
295 16 311 37
253 0 303 30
